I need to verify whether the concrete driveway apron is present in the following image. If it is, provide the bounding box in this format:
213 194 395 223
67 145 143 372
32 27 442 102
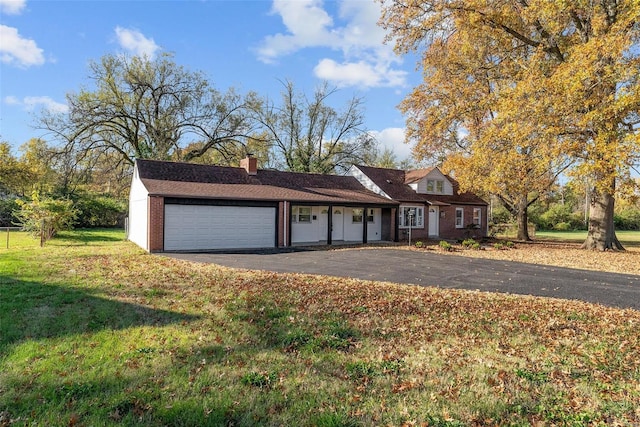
164 248 640 311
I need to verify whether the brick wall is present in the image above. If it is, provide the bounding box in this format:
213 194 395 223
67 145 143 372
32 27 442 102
148 196 164 252
440 205 487 240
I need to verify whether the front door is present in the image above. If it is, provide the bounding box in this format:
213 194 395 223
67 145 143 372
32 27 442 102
428 207 439 237
332 207 344 240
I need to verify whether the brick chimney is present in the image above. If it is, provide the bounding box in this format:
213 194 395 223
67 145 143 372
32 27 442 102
240 155 258 175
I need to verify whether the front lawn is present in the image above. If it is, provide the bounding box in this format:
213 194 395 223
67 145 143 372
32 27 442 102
535 230 640 245
1 230 639 425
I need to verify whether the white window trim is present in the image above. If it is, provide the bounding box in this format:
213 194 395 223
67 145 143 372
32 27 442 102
473 208 481 226
399 206 424 229
426 179 445 194
352 208 375 224
455 207 464 228
292 206 312 223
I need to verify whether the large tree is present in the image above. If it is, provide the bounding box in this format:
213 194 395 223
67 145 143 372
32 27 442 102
253 80 376 174
380 0 640 250
39 53 260 168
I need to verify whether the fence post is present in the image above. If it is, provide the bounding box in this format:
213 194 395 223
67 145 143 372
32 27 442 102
40 219 45 247
5 227 8 249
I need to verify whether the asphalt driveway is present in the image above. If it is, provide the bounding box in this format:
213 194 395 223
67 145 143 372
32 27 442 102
164 248 640 310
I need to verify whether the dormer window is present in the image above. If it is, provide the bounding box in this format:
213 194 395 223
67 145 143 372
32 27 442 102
426 179 445 194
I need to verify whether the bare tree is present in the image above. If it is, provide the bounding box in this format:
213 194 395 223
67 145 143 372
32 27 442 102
253 80 376 174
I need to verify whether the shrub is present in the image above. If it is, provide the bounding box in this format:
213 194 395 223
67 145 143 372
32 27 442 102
493 242 505 250
614 209 640 230
439 240 453 251
505 241 516 249
461 238 477 249
538 204 584 230
471 242 482 250
414 241 424 248
74 193 127 228
554 221 572 231
0 197 19 227
14 193 78 244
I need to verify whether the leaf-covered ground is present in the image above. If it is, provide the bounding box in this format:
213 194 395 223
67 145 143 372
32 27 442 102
408 240 640 276
1 231 639 426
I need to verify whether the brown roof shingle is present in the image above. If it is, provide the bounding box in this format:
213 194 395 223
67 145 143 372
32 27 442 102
355 164 487 206
136 159 397 206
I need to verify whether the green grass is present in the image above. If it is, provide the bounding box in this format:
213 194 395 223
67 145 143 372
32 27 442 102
1 229 639 426
535 230 640 245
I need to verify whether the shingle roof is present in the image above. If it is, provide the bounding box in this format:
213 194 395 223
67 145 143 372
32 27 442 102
355 164 487 206
135 159 397 206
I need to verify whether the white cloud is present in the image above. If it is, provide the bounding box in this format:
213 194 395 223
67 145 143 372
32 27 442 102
314 58 407 88
370 127 412 160
4 95 19 105
4 95 68 113
0 24 45 67
114 26 160 59
0 0 26 15
257 0 406 89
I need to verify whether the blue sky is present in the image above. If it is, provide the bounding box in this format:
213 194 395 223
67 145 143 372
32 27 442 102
0 0 421 161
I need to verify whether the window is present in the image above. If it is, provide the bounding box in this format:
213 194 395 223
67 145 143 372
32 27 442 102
352 208 375 223
366 208 374 223
455 208 464 228
473 208 481 226
298 207 311 223
352 208 363 223
292 206 311 223
426 179 445 194
399 206 424 228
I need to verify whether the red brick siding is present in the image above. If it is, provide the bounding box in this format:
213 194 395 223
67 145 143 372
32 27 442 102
148 196 164 252
277 201 285 247
439 205 487 240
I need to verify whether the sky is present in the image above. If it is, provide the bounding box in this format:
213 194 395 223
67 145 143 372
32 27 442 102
0 0 421 162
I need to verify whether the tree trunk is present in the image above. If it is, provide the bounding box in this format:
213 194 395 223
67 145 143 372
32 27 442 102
581 179 624 251
515 195 531 241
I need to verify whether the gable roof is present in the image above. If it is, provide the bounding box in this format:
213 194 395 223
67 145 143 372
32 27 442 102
135 159 397 206
354 164 488 206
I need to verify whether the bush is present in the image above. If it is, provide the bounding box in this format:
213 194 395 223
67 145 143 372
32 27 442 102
73 194 127 228
414 241 424 248
461 238 477 249
439 240 453 251
14 193 78 244
554 221 572 231
614 209 640 230
0 198 19 227
537 204 585 230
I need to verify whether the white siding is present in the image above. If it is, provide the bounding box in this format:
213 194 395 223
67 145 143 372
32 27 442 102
343 208 382 242
291 206 323 243
128 165 150 251
348 166 392 199
415 169 454 195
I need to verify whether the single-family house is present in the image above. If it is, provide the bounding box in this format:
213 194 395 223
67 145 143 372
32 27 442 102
128 157 399 252
349 165 488 241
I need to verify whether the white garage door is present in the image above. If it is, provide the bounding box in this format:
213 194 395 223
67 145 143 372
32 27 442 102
164 204 276 250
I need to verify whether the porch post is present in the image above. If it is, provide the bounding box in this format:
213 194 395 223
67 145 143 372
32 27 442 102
327 205 333 245
362 207 368 244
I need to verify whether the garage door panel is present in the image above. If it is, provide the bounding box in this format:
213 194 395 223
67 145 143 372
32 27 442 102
164 205 275 250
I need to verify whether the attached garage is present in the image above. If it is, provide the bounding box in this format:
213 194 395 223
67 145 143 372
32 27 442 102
128 158 399 252
164 204 276 251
